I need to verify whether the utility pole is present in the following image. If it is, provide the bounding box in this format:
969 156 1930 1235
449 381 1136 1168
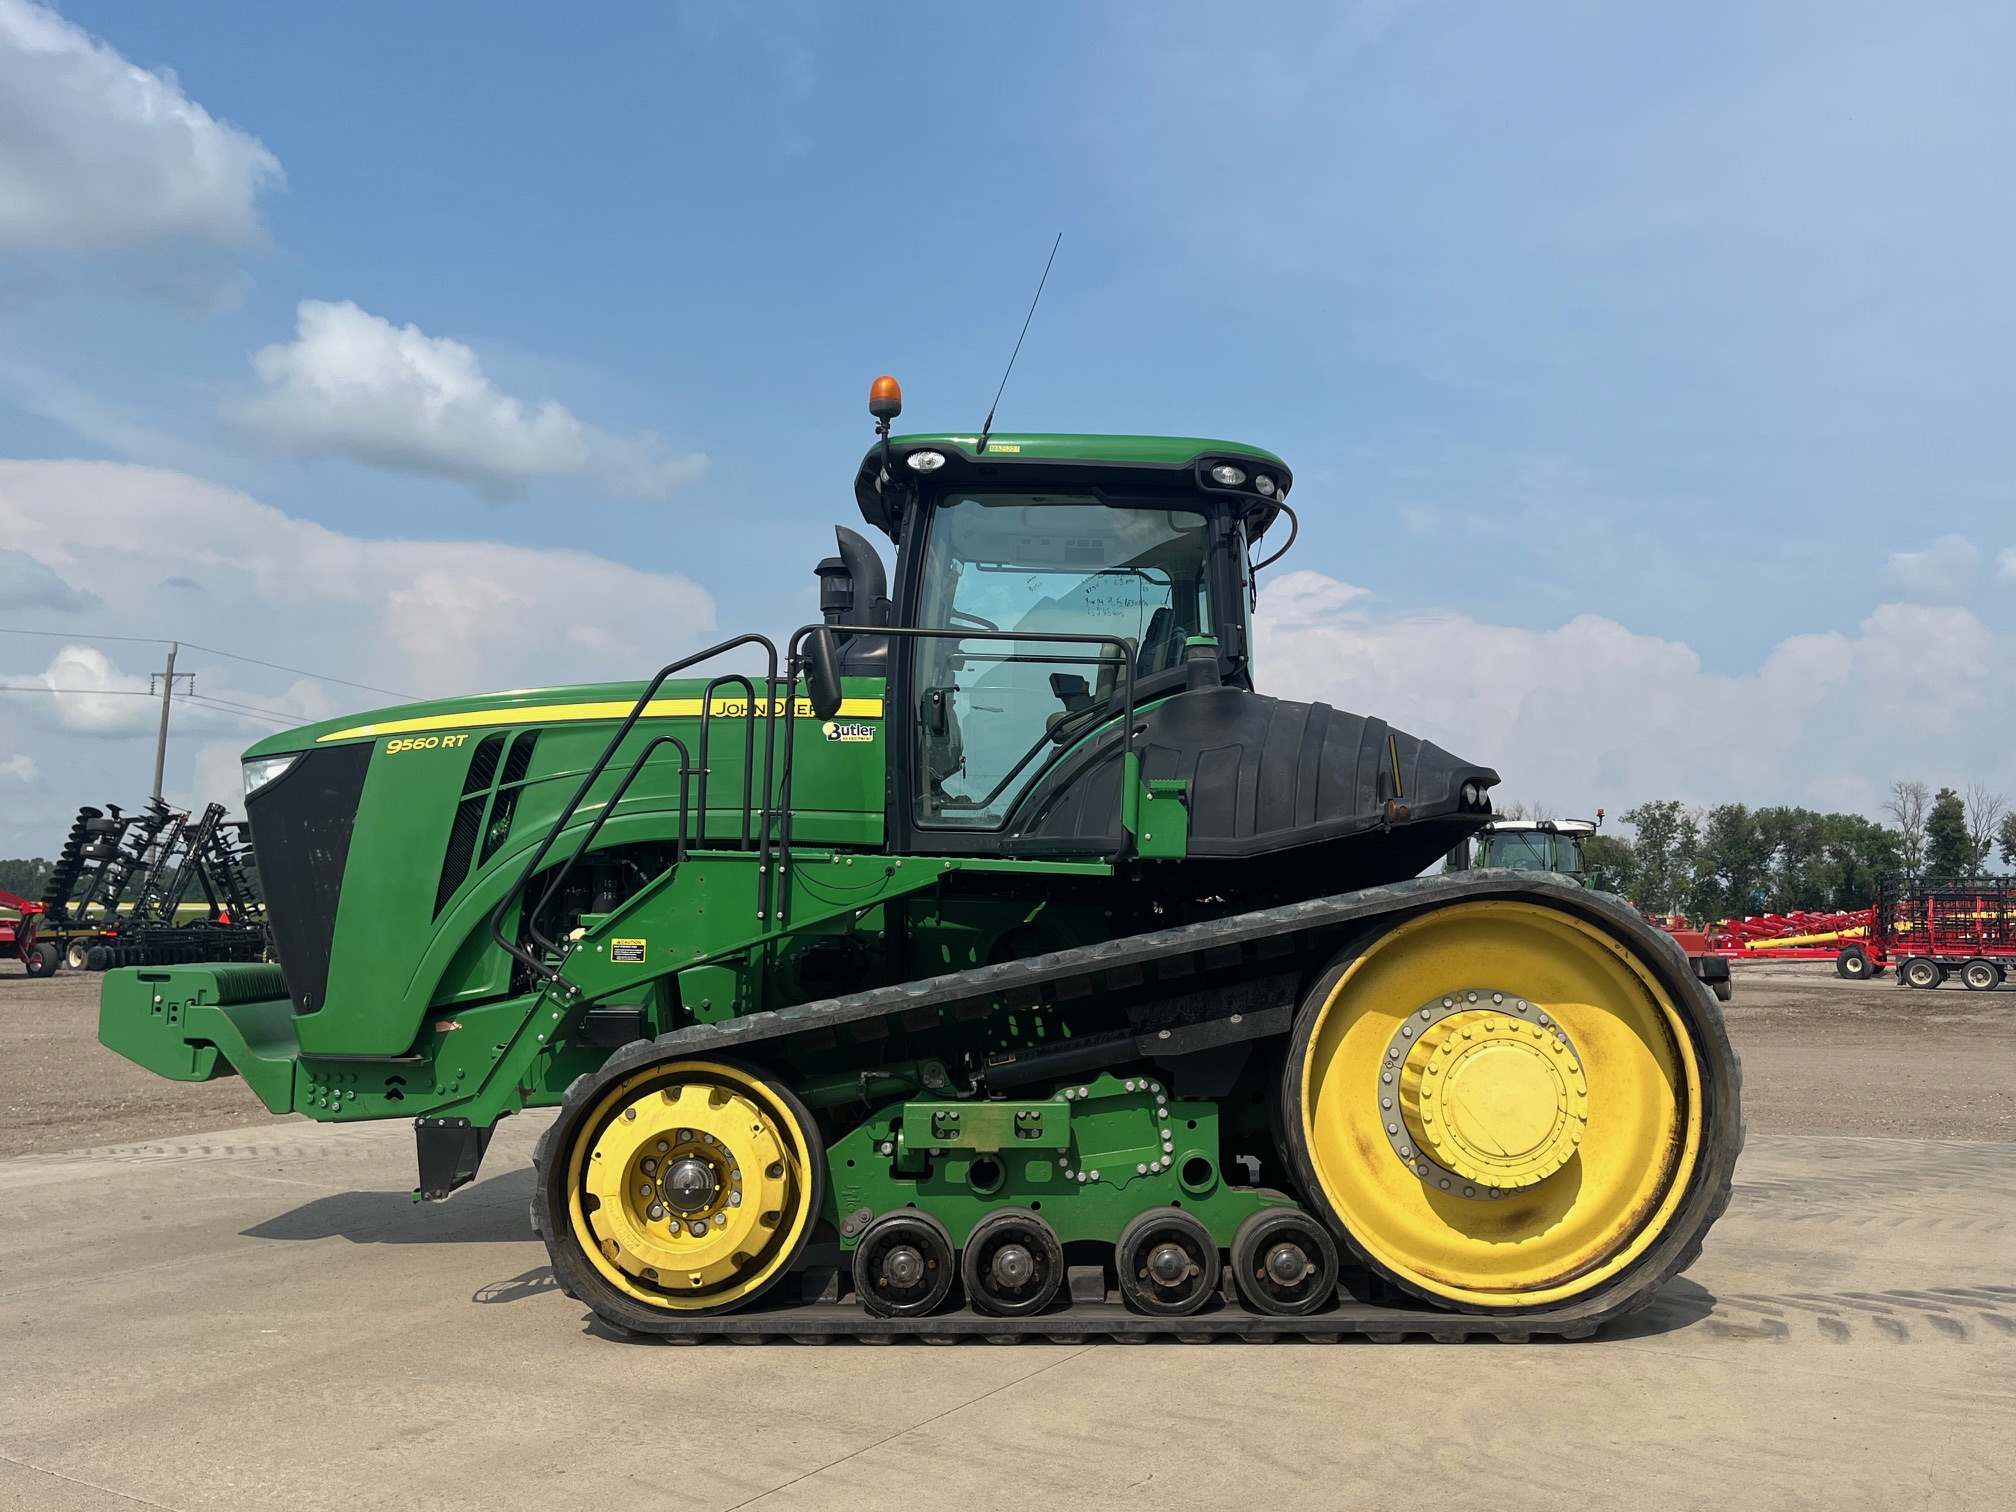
149 643 194 801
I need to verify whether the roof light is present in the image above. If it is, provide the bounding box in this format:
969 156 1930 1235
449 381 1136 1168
1254 474 1276 497
1210 464 1247 487
906 450 946 473
869 375 903 420
243 755 296 798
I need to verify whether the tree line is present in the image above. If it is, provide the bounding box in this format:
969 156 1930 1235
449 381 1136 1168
0 857 50 899
1580 782 2010 921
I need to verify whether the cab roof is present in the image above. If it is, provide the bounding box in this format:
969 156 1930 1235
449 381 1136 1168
853 432 1292 542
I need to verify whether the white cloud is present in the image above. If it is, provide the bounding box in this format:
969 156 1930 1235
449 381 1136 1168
0 461 718 846
1885 533 1980 597
0 0 282 255
33 644 153 733
1257 568 2008 819
221 300 708 501
1996 546 2016 584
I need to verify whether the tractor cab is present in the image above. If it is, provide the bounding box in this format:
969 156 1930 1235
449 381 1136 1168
1447 818 1600 880
824 379 1492 875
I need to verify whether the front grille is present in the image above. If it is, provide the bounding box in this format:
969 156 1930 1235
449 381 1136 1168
246 744 371 1014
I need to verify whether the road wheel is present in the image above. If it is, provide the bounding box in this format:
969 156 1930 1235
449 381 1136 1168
1836 946 1871 980
1901 957 1944 990
64 939 91 971
534 1053 823 1329
1230 1207 1338 1316
1961 959 2002 992
1283 896 1740 1315
961 1208 1064 1317
23 941 59 978
1116 1208 1220 1316
854 1211 956 1319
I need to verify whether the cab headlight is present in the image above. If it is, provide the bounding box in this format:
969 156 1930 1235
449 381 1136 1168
243 755 297 797
906 450 947 472
1210 464 1248 487
1254 474 1276 497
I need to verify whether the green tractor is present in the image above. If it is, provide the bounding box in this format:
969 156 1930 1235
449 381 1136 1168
99 380 1739 1338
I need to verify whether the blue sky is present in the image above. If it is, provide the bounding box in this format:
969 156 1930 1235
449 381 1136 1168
3 1 2014 849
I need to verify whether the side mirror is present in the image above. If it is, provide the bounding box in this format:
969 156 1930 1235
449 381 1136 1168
806 627 844 719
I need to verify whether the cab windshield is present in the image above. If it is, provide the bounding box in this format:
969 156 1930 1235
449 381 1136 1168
1482 832 1585 873
913 494 1214 828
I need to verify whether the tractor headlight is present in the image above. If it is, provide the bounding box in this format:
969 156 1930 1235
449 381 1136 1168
1461 781 1481 806
1254 474 1276 497
906 450 947 472
1210 464 1248 487
243 755 296 797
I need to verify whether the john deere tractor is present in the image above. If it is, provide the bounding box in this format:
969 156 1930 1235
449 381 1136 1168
99 380 1739 1339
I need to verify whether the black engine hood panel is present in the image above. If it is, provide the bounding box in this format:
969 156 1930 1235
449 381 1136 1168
1001 686 1498 870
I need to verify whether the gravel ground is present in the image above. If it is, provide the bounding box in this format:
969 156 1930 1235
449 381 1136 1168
3 956 2012 1158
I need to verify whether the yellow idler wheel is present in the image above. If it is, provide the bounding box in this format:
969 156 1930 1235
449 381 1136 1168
539 1055 824 1327
1284 897 1739 1314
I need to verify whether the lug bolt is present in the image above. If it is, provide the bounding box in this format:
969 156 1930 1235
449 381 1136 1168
656 1140 669 1153
648 1203 665 1219
624 1108 637 1121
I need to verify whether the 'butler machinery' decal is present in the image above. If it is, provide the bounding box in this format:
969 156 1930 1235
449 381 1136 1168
822 722 876 742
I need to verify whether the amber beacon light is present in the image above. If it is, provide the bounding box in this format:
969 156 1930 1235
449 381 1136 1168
868 375 903 421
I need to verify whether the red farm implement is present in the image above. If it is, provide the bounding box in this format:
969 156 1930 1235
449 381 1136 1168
1859 875 2016 991
1 886 50 976
1706 909 1872 965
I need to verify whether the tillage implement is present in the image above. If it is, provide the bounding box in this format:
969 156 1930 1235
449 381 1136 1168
99 380 1740 1341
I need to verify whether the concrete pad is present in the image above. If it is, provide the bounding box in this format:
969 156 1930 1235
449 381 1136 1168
3 1113 2012 1510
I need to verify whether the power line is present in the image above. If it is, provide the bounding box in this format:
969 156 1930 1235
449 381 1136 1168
0 684 300 728
0 626 414 700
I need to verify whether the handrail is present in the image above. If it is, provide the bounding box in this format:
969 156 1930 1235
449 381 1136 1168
693 674 759 849
488 633 779 993
522 734 693 959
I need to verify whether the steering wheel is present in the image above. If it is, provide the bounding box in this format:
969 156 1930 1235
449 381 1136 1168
948 607 1000 632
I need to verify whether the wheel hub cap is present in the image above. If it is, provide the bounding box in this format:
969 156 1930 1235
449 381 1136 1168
1381 992 1589 1196
990 1243 1035 1289
1264 1241 1312 1287
662 1157 718 1212
1146 1241 1193 1286
883 1244 925 1289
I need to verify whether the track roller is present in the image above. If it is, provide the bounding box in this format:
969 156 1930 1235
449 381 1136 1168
1230 1208 1339 1316
854 1211 956 1318
961 1209 1063 1317
1116 1209 1220 1316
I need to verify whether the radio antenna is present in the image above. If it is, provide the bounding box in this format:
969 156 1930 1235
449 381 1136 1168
977 232 1061 455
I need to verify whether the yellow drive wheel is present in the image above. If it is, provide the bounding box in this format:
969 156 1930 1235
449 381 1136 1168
1284 896 1738 1313
538 1055 823 1325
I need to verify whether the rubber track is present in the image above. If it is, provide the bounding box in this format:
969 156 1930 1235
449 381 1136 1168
534 870 1743 1341
610 1297 1604 1344
591 870 1635 1063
